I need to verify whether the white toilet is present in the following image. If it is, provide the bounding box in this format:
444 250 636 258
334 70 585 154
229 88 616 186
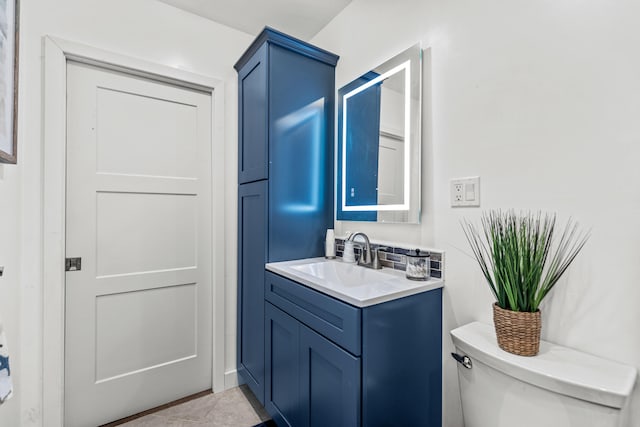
451 322 637 427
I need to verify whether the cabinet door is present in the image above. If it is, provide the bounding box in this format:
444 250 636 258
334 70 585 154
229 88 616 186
265 303 301 427
268 45 336 262
237 181 268 403
238 44 268 184
300 325 361 427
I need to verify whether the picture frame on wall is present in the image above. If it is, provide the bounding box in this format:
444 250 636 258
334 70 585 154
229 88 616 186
0 0 19 164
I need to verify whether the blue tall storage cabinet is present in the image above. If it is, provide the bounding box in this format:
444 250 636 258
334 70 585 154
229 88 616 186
235 28 339 405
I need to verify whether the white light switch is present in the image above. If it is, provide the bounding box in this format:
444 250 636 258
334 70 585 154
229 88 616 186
465 183 475 201
451 176 480 207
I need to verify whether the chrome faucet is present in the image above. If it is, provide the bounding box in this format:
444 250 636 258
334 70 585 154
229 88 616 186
347 232 382 269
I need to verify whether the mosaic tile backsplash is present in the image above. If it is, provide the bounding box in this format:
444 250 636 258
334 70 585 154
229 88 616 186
334 238 444 279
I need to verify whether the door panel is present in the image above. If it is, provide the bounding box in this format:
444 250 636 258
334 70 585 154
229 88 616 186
65 61 212 427
376 135 407 223
237 180 268 403
95 87 198 177
300 326 361 427
265 303 300 427
95 192 196 276
238 44 268 184
95 283 197 381
268 45 336 261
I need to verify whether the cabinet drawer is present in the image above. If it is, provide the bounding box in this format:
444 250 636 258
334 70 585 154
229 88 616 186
265 271 361 356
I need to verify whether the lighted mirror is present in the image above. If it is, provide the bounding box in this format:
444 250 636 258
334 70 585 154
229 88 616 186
337 43 422 223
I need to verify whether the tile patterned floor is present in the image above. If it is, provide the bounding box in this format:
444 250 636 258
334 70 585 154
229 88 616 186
118 385 271 427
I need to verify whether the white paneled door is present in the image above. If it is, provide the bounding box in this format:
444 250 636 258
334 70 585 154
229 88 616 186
65 61 213 427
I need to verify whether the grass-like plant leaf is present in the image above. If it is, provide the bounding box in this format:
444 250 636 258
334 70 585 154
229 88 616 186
462 210 589 312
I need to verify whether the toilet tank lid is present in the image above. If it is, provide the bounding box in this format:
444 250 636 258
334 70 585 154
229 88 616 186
451 322 637 409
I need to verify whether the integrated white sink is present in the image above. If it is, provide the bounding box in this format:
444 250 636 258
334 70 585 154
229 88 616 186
290 261 398 287
266 257 444 307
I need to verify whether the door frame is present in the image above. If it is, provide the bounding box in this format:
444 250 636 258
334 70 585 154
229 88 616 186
42 36 226 427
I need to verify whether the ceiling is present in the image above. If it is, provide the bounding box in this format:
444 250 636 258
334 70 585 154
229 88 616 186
157 0 353 39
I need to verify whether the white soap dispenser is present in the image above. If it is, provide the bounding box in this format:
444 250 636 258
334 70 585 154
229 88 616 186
325 229 336 259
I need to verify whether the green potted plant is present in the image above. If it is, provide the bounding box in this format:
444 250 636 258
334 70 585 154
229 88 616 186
462 210 589 356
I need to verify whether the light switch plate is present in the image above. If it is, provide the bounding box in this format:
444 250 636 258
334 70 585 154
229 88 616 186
451 176 480 207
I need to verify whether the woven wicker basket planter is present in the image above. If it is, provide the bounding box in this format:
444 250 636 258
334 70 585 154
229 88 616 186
493 303 541 356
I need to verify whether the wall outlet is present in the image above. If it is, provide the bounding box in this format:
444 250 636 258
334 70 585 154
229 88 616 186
451 177 480 207
453 183 463 203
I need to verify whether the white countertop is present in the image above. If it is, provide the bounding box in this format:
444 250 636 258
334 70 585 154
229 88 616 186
266 257 444 308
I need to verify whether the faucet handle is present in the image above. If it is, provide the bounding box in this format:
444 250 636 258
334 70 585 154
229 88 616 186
371 249 382 269
356 244 370 265
372 247 390 270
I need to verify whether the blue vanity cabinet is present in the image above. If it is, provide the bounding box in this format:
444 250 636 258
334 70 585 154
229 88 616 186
235 28 339 405
264 271 442 427
265 301 361 427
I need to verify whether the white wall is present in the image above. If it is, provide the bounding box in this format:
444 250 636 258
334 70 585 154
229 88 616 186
314 0 640 425
0 1 251 425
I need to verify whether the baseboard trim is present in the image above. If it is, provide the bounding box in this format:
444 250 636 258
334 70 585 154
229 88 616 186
225 369 240 389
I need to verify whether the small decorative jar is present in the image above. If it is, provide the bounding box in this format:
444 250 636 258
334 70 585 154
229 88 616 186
405 249 430 281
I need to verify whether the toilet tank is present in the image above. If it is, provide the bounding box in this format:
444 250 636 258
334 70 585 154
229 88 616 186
451 322 637 427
